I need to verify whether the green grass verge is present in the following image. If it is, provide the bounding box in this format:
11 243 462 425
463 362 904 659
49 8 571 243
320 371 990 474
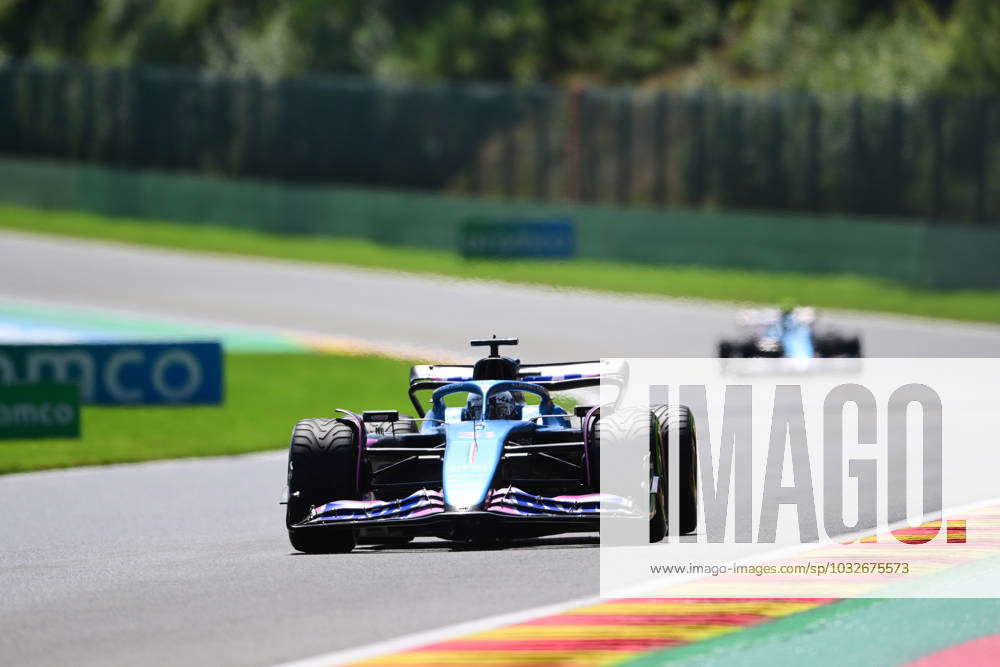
0 353 415 474
2 204 999 324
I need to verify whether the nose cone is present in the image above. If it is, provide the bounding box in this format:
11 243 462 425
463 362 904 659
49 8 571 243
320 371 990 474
784 332 815 359
783 326 815 358
441 422 523 510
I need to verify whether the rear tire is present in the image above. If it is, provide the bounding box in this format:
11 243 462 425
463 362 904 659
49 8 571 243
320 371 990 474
360 414 419 548
286 418 360 554
366 414 417 440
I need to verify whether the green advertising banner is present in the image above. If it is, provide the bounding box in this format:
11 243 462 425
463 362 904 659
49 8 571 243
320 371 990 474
2 157 1000 288
0 383 80 439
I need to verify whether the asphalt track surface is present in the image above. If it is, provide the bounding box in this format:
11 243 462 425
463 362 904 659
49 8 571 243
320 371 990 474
2 230 1000 666
3 231 1000 361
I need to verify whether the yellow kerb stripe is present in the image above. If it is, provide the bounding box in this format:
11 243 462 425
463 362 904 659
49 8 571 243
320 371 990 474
354 650 636 666
568 601 818 616
469 624 739 641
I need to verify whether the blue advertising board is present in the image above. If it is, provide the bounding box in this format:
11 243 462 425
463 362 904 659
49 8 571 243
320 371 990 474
461 218 575 259
0 342 223 405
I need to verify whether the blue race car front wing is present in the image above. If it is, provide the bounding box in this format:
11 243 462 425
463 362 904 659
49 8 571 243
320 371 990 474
292 486 638 532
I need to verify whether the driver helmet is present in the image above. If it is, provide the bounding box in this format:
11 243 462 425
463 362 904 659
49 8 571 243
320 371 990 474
462 394 482 421
488 391 519 420
778 299 800 331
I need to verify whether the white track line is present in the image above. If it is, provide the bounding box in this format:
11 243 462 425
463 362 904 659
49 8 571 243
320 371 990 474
273 592 602 667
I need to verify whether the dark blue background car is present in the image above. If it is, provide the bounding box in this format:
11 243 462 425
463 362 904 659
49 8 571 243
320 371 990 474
718 307 862 359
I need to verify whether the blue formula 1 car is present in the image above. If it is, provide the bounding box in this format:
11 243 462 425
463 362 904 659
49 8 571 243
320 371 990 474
717 307 862 359
283 337 697 553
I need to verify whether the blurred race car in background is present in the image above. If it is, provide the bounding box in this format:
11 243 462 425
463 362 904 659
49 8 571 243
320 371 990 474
717 307 862 358
283 337 697 553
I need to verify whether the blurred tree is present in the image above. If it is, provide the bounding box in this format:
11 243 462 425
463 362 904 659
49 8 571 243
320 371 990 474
0 0 997 94
945 0 1000 92
0 0 101 61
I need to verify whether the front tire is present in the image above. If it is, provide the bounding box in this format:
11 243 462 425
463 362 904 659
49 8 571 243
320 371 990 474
652 405 698 536
586 408 670 542
286 418 360 553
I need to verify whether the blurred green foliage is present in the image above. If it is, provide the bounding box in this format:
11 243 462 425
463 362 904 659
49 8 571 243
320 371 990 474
1 0 998 94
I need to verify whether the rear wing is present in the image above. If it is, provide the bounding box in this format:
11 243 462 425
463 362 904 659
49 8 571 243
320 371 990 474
740 307 816 327
407 360 607 416
409 360 603 383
